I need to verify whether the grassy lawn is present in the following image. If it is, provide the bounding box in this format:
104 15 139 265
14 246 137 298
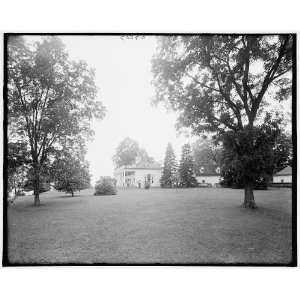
7 187 292 265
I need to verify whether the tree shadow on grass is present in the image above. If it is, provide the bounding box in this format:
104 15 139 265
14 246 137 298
236 205 291 222
30 199 84 210
8 196 85 211
57 194 82 198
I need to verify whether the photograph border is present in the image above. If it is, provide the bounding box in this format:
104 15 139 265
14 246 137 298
2 33 297 267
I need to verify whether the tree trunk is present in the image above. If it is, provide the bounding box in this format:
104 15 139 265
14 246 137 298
33 164 40 206
34 192 40 206
243 184 257 209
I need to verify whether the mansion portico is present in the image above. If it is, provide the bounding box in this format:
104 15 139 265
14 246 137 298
114 163 162 188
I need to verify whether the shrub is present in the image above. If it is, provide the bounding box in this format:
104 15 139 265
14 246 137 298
94 177 117 196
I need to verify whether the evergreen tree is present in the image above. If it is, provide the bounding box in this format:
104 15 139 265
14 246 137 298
160 143 177 188
179 144 198 187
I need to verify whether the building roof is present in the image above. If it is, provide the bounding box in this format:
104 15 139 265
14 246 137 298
133 161 161 168
126 166 162 170
274 166 292 176
116 162 162 171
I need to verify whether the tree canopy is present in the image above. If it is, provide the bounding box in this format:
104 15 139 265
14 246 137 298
113 137 155 168
221 117 292 189
152 35 293 133
7 36 106 205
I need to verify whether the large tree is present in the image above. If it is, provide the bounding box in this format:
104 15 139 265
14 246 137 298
112 137 140 167
160 143 178 187
135 148 155 166
152 35 293 208
179 144 198 187
7 36 105 205
113 137 155 168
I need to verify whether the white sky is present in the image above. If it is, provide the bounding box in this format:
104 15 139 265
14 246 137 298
60 36 193 182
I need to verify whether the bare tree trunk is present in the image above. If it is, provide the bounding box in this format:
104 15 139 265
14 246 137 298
33 164 40 206
243 183 257 209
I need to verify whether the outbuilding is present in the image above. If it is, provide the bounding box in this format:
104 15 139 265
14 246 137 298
114 163 162 188
273 166 292 183
195 166 221 187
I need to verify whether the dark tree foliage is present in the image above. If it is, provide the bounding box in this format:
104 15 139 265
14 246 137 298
51 152 91 197
179 144 198 187
221 124 292 190
7 36 105 205
152 35 293 208
113 137 139 167
7 142 31 195
23 175 51 193
113 137 155 168
220 114 289 206
7 142 31 169
192 139 222 176
160 143 178 188
273 132 293 172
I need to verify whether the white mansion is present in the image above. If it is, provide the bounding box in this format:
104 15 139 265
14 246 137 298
114 162 162 188
114 162 222 188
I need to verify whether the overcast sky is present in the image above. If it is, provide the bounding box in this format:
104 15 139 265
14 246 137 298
60 36 194 182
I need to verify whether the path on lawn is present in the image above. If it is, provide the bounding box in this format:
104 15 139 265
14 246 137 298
7 188 292 264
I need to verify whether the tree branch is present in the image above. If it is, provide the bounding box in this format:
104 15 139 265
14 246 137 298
250 36 291 125
212 69 243 129
184 71 220 93
210 115 237 131
241 37 251 117
272 67 292 81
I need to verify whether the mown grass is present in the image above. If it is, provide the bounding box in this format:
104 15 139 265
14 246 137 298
7 187 292 264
